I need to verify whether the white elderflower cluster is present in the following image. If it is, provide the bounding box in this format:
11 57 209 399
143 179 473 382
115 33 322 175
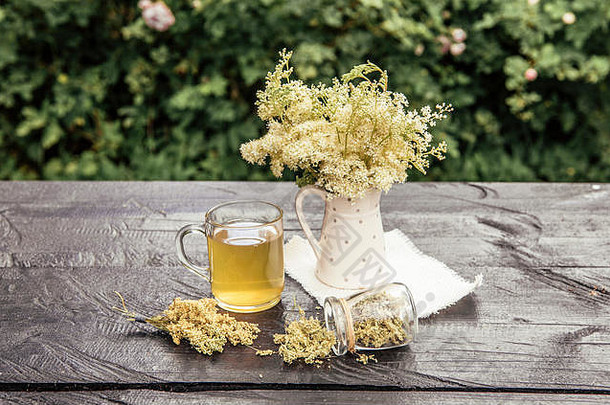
240 50 452 200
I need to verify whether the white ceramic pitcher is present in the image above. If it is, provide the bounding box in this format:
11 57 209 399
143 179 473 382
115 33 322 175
295 185 395 290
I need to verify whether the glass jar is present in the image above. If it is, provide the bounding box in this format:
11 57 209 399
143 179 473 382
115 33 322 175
324 282 418 355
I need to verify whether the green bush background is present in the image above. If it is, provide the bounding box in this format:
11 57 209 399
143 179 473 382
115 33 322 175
1 0 609 181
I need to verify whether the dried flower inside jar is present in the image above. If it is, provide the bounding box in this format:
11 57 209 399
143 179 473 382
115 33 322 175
324 283 418 355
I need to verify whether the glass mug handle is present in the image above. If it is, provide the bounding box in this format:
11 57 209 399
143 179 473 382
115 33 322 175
175 224 210 281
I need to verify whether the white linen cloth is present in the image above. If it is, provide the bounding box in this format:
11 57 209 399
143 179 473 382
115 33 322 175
285 229 483 318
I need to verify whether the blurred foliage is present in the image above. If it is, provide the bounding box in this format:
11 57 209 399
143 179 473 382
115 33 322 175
0 0 609 181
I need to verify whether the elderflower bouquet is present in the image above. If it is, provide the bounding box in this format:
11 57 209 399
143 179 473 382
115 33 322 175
240 50 452 200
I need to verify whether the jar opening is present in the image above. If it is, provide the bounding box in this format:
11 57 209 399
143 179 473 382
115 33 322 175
324 297 349 356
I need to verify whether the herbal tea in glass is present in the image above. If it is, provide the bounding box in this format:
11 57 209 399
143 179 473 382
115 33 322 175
176 201 284 313
207 223 283 309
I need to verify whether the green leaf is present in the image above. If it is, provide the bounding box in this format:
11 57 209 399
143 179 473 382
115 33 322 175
41 121 63 149
16 107 47 137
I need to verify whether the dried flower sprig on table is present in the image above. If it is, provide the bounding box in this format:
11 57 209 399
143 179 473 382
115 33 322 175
240 49 452 200
113 292 260 355
355 352 378 365
273 308 336 365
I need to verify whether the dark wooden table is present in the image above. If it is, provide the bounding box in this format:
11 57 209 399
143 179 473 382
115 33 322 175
0 182 609 404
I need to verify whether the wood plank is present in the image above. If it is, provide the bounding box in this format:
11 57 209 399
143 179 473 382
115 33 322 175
0 182 609 392
2 390 610 405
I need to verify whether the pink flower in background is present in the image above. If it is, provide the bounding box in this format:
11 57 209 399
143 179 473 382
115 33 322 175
451 28 467 43
562 12 576 25
524 68 538 81
437 35 451 54
450 43 466 56
438 31 467 56
142 1 175 32
414 44 425 56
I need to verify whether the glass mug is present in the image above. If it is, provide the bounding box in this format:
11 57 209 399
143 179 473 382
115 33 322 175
175 200 284 313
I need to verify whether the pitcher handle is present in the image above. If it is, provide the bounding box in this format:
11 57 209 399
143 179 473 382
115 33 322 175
175 224 210 282
295 185 327 260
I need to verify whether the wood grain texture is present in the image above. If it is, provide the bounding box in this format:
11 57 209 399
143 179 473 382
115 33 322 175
2 390 610 405
0 182 609 399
